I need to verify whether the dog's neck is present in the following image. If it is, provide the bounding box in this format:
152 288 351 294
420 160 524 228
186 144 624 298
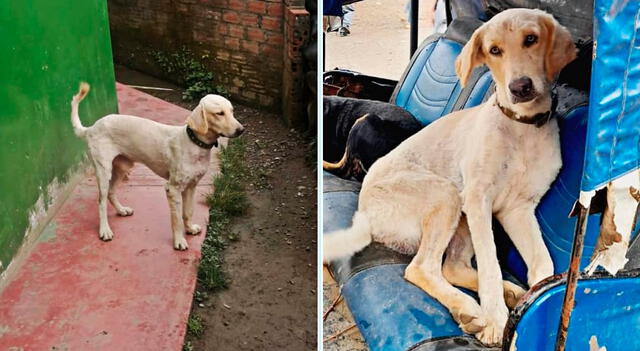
186 126 218 149
493 89 556 128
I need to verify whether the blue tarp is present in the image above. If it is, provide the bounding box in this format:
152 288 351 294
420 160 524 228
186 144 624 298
582 0 640 191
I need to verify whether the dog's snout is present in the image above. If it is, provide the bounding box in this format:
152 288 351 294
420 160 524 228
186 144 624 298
508 77 535 102
234 126 245 137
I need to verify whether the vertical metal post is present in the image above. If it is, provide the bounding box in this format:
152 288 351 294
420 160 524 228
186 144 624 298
554 202 590 351
444 0 452 25
410 0 419 57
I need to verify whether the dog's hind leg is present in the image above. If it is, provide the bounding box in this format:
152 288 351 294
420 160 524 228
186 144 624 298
90 149 116 241
109 155 135 217
403 181 487 335
442 217 526 309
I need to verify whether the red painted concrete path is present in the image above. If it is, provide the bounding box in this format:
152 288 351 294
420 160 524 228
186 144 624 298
0 84 215 350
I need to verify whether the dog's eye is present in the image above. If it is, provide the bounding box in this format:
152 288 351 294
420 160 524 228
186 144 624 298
216 111 224 116
524 34 538 47
489 46 501 56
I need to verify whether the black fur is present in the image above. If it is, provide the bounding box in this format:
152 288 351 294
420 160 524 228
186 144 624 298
323 96 423 181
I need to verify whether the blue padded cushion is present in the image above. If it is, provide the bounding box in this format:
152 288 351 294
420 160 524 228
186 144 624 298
393 38 464 125
506 106 604 282
342 265 465 351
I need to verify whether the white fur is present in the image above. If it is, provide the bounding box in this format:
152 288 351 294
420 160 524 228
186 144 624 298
70 82 244 250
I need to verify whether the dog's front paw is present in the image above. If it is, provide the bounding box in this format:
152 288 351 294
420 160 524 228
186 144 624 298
475 310 508 347
174 237 189 250
116 206 134 216
186 224 202 235
100 228 114 241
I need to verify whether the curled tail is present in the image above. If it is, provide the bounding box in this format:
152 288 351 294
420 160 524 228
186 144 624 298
322 148 349 175
70 82 90 137
323 211 372 262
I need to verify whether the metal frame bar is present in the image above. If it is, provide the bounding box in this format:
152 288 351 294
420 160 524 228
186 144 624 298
554 201 590 351
410 0 419 57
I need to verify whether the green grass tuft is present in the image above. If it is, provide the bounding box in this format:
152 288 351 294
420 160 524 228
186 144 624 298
187 315 205 337
197 138 248 291
183 340 194 351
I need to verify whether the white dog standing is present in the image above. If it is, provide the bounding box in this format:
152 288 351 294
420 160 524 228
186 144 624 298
71 82 244 250
324 9 576 346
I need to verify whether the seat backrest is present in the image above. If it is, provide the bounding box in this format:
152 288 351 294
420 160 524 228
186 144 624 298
390 17 493 125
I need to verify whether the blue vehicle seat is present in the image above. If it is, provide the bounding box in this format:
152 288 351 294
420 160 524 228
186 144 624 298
389 17 493 125
324 17 597 351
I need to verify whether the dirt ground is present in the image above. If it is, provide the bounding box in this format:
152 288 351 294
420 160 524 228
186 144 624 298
324 0 437 80
115 65 317 350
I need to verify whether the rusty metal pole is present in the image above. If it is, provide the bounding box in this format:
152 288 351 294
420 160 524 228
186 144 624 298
555 202 590 351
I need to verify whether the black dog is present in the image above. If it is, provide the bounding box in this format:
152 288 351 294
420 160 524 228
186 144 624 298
323 96 423 181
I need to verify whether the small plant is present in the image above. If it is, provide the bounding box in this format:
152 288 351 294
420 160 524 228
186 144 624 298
183 340 194 351
228 231 240 242
152 47 226 101
198 138 249 291
187 315 205 337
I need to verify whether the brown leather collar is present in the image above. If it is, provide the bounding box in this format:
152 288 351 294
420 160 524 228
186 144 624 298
494 92 557 128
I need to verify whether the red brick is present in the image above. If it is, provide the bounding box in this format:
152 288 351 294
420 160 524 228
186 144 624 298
241 13 259 26
216 23 228 35
247 28 266 42
266 32 284 46
225 37 240 50
242 40 260 54
266 3 283 16
222 10 239 23
228 24 245 38
228 0 245 11
247 0 267 14
261 43 282 58
261 16 281 31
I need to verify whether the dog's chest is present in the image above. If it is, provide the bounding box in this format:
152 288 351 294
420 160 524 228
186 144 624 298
496 123 562 203
173 150 211 183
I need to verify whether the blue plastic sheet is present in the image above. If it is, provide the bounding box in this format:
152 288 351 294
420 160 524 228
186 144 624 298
582 0 640 191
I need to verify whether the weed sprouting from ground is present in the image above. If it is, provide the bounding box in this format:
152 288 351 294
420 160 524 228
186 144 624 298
182 341 194 351
187 315 205 337
197 138 248 292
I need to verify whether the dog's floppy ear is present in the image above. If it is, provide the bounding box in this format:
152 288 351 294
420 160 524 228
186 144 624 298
456 26 485 87
186 103 209 134
541 14 577 81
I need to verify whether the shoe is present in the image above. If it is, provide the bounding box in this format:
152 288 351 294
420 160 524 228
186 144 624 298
339 26 351 37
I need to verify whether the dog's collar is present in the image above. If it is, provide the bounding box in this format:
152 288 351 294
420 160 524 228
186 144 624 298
186 126 217 149
494 92 557 128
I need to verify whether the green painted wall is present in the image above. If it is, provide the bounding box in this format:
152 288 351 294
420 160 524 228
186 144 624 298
0 0 118 273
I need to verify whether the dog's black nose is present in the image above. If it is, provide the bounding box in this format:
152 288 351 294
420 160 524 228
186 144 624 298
234 127 245 137
509 77 535 102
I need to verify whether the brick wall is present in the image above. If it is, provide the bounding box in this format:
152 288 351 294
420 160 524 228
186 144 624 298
108 0 309 116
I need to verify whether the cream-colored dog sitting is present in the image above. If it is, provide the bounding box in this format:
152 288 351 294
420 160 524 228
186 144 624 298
324 9 576 346
70 82 244 250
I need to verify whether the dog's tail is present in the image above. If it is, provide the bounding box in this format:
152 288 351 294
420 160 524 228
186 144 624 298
324 211 372 262
322 148 349 174
70 82 90 138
